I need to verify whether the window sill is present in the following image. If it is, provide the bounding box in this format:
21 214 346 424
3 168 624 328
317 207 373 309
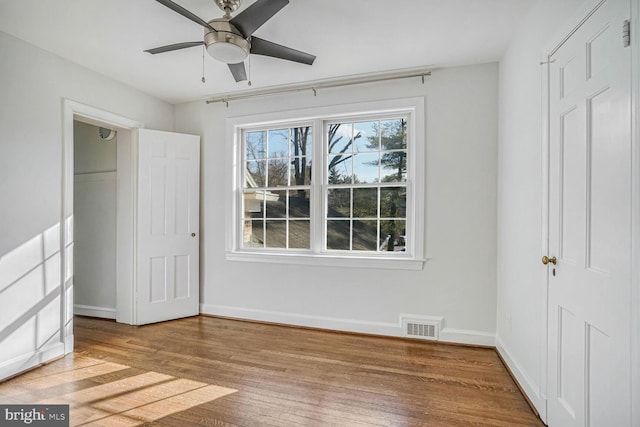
225 251 426 271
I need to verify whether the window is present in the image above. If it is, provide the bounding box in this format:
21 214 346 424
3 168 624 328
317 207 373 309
325 118 407 252
227 98 425 270
242 126 312 250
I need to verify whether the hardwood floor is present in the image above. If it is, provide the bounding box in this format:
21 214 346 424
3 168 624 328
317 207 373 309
0 316 544 426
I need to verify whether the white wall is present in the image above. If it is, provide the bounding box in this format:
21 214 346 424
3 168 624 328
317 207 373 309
496 0 584 419
73 121 117 318
0 31 173 380
175 62 499 345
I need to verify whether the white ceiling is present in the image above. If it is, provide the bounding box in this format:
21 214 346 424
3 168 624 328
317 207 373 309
0 0 535 104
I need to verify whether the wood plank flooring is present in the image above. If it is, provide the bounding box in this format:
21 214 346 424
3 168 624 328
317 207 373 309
0 316 544 426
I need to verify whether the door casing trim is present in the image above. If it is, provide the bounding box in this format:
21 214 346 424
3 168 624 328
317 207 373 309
61 99 144 332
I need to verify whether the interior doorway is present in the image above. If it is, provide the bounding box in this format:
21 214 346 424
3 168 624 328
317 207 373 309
72 120 119 319
62 100 143 330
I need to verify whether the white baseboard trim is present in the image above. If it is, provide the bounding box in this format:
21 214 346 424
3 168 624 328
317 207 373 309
201 303 400 336
440 328 495 347
200 304 496 347
74 304 116 319
0 342 65 382
65 333 74 355
495 335 547 422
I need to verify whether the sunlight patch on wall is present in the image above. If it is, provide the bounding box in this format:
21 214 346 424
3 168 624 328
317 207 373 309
0 223 64 376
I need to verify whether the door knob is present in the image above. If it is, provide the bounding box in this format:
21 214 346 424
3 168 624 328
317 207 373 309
542 255 557 265
191 233 196 237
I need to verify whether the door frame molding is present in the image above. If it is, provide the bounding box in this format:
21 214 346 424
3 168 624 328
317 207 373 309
540 0 640 424
630 0 640 424
61 100 144 334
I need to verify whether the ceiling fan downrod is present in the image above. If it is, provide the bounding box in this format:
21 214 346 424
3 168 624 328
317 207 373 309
215 0 241 18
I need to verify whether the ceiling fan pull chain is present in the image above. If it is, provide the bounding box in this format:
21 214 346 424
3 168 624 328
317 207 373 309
201 45 206 84
247 53 252 87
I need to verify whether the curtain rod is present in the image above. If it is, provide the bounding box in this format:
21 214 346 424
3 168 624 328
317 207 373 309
205 69 433 105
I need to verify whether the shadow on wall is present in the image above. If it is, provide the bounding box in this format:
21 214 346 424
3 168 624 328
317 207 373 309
0 220 72 380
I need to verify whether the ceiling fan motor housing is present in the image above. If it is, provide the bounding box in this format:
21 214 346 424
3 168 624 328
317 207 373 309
204 19 250 63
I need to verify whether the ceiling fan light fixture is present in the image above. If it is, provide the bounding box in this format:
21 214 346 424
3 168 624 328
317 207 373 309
207 41 248 63
204 30 249 64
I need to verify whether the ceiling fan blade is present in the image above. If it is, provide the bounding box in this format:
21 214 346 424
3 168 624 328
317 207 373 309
230 0 288 37
250 37 315 65
144 41 204 54
228 62 248 82
155 0 216 32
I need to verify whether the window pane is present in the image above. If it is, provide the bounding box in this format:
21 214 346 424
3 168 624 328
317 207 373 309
289 190 310 218
380 187 406 218
380 151 407 182
268 129 289 157
327 220 350 250
381 119 407 150
327 188 351 218
265 190 286 219
265 220 286 248
328 123 352 154
354 153 379 183
291 127 312 158
352 220 378 251
380 220 406 252
328 154 352 184
243 190 264 218
246 131 266 160
289 220 310 249
352 188 377 218
268 159 289 187
242 125 316 252
354 121 378 152
243 219 264 248
290 157 311 185
246 160 266 187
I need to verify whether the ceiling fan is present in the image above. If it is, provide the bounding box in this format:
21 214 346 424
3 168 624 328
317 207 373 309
145 0 316 82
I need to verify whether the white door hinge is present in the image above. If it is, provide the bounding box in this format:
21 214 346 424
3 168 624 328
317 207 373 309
623 20 631 48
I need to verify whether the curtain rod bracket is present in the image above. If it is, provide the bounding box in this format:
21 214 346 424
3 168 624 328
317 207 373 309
312 87 317 96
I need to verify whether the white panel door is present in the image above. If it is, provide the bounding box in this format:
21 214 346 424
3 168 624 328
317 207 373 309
136 129 200 325
547 0 632 426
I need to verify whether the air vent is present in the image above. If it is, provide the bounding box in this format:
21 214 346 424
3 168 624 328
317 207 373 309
401 315 442 340
406 322 436 338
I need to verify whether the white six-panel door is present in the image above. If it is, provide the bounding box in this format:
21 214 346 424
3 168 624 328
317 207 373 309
547 0 632 425
136 129 200 325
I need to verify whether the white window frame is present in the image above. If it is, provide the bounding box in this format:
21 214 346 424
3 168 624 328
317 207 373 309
225 97 426 270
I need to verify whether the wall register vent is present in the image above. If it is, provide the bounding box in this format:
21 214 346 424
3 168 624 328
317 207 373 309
401 315 442 340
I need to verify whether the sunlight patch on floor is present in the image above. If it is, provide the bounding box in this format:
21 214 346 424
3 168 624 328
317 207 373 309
0 358 129 399
0 355 237 426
